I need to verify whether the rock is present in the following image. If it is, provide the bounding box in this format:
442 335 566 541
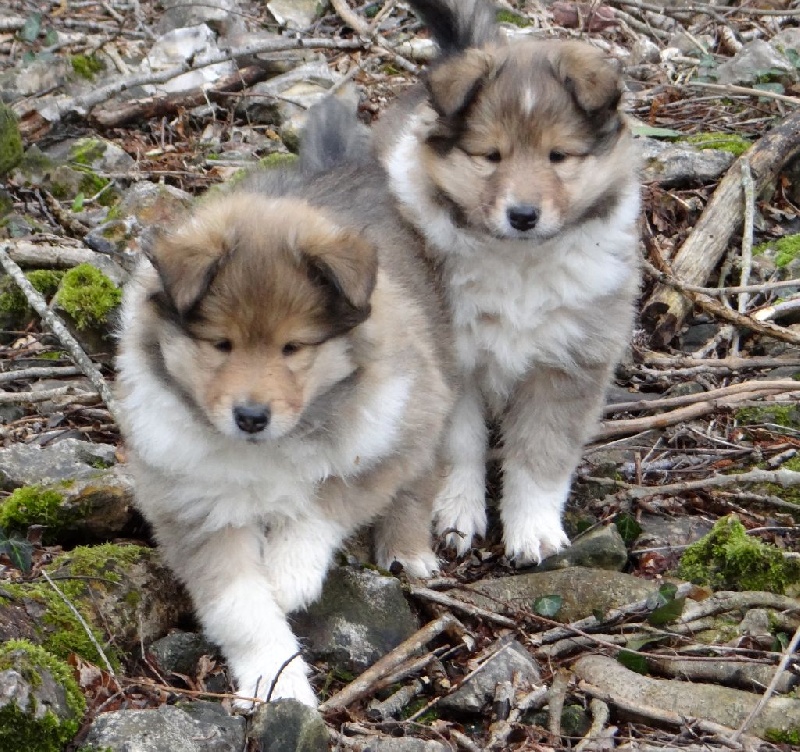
439 639 541 713
239 62 338 146
0 103 23 177
641 138 735 187
158 0 244 36
0 544 192 665
0 55 70 103
146 25 235 94
293 566 418 673
716 40 796 87
772 28 800 56
119 181 193 224
267 0 327 30
0 467 134 543
45 136 134 173
635 513 714 553
573 653 800 740
679 320 720 351
663 380 707 398
82 701 246 752
0 437 117 490
460 568 661 623
629 37 660 66
148 631 219 677
533 525 628 572
249 699 329 752
0 640 85 752
346 740 451 752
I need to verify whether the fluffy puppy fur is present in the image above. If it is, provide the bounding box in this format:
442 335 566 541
375 0 641 564
116 98 454 707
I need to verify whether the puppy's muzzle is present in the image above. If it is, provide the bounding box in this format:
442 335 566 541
233 403 271 434
507 204 539 232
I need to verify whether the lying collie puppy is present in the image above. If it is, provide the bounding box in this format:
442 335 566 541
116 97 454 706
376 0 640 564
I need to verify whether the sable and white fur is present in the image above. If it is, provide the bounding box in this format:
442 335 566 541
116 98 454 707
376 0 641 563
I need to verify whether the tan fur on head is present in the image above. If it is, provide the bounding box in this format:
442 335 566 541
418 39 634 241
146 194 377 439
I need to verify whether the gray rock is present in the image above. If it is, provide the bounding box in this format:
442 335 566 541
641 138 735 187
148 631 218 676
439 639 541 713
0 650 81 751
346 740 451 752
158 0 244 36
460 568 661 623
716 39 796 86
0 437 116 490
250 699 328 752
46 137 134 173
293 566 418 673
82 701 246 751
635 513 714 553
533 525 628 572
773 28 800 56
0 55 70 103
267 0 327 30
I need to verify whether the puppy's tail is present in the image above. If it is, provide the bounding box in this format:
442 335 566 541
407 0 498 55
299 92 370 173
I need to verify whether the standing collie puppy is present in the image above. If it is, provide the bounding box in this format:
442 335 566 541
376 0 640 564
116 98 454 706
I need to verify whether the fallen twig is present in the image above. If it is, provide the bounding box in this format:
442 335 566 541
319 613 462 712
0 366 83 384
0 245 118 419
688 81 800 107
408 584 519 629
0 386 100 405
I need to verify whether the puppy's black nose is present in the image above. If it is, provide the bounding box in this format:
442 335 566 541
233 403 270 434
507 205 539 232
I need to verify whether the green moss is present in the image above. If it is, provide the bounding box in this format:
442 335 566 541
0 103 23 177
683 132 751 157
55 263 122 331
77 171 116 205
0 485 72 538
70 53 104 80
677 514 800 594
258 152 298 169
765 728 800 745
0 639 86 752
0 269 64 326
69 138 107 166
735 404 800 429
496 8 531 27
754 233 800 269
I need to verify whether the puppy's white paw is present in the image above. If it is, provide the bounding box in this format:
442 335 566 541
381 549 440 578
433 471 486 555
232 657 317 711
502 510 570 566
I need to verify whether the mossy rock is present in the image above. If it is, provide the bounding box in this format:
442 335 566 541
0 544 191 667
683 132 751 157
0 103 23 177
677 514 800 594
754 233 800 270
0 639 86 752
55 263 122 334
70 53 105 81
0 269 63 337
496 8 531 27
735 404 800 431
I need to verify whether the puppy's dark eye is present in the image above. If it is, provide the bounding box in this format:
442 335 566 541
282 342 302 356
485 150 502 163
549 150 567 163
214 339 233 353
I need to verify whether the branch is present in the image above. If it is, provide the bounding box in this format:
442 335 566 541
0 244 118 420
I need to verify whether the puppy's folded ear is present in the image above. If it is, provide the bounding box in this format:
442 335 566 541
550 42 622 125
143 223 232 319
302 228 378 331
426 49 494 118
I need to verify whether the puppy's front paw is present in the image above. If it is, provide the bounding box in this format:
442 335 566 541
502 511 570 566
433 470 487 556
233 657 317 711
380 548 440 578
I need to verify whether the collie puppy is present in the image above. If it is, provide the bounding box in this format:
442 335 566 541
116 97 454 706
376 0 640 564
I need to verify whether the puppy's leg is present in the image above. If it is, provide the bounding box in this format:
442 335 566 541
373 469 442 578
433 382 488 554
262 516 348 614
157 522 317 708
500 363 611 565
